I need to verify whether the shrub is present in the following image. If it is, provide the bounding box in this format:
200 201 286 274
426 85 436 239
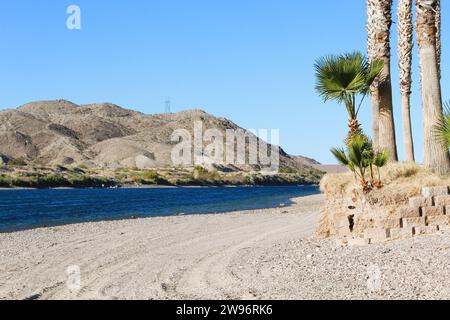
36 175 67 187
0 175 13 187
141 170 159 181
194 166 208 174
8 158 27 166
279 167 297 174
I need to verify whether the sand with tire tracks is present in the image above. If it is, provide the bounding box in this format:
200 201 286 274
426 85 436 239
1 193 450 300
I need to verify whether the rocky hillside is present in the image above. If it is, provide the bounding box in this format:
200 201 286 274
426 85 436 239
0 100 320 175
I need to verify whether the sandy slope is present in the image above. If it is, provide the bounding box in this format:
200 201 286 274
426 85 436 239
0 195 324 300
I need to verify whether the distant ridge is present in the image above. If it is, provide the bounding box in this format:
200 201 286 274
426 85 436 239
0 100 321 174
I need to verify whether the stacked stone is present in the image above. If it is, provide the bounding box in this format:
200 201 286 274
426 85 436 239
362 186 450 244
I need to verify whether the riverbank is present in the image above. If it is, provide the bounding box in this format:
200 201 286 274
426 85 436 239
1 193 450 300
0 165 323 189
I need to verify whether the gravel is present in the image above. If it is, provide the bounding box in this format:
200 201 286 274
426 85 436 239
229 233 450 300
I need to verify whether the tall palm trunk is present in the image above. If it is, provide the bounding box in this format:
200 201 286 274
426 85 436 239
397 0 415 162
366 0 398 160
370 92 380 148
436 0 441 79
416 0 450 175
367 0 380 149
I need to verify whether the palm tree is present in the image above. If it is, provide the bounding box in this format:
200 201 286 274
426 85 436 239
315 52 383 144
331 135 389 192
366 0 398 161
416 0 450 175
397 0 415 162
373 150 389 188
331 136 373 192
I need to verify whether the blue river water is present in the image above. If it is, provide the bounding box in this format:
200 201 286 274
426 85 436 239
0 185 320 233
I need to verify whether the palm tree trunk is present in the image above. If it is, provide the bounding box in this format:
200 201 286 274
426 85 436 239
436 0 441 79
370 89 380 149
401 94 415 162
378 57 398 161
398 0 415 162
367 0 398 160
416 0 450 175
367 0 379 149
346 118 363 145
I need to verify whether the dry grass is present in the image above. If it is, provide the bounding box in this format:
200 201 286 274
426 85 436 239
320 162 450 206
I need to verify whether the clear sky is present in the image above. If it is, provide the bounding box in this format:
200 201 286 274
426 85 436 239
0 0 449 164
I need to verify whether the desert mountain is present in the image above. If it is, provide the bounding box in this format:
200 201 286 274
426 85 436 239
0 100 320 173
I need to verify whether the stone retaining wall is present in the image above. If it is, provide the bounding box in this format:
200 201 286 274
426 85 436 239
316 186 450 246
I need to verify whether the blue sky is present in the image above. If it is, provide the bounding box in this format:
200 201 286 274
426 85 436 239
0 1 449 164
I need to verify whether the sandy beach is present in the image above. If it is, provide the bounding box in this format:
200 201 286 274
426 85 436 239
1 193 450 300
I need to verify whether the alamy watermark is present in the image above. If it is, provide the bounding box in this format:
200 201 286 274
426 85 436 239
66 265 81 293
66 5 81 30
366 264 382 293
171 121 280 172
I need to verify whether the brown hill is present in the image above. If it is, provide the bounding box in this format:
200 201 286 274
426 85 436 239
0 100 321 175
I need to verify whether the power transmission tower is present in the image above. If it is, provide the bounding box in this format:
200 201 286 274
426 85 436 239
165 97 171 114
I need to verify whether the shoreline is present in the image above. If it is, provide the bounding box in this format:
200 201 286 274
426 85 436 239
0 164 324 190
0 188 318 234
0 183 319 191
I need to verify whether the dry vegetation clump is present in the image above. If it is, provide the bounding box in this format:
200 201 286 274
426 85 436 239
321 162 448 206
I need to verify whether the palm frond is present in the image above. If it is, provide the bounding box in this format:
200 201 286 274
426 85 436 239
348 141 364 168
373 150 389 168
361 139 375 167
315 51 383 119
362 59 384 95
434 100 450 150
331 147 349 166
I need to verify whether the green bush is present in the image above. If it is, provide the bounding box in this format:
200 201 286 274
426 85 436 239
279 167 297 174
141 170 159 181
193 166 208 175
8 158 27 166
36 175 67 187
0 175 13 187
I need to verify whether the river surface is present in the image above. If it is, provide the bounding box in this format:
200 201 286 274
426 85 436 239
0 185 320 232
